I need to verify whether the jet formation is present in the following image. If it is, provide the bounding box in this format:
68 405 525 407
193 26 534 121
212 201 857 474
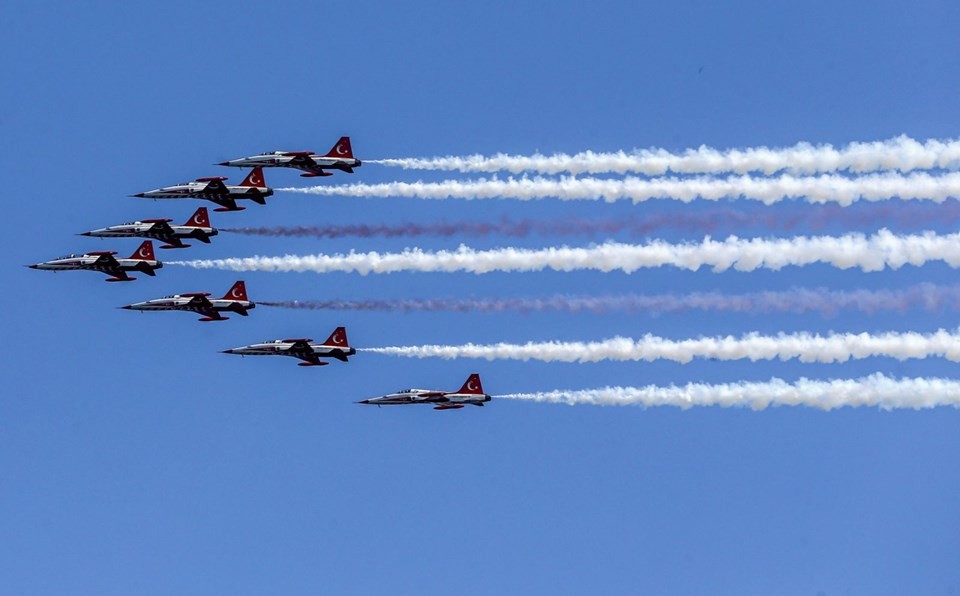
30 136 491 411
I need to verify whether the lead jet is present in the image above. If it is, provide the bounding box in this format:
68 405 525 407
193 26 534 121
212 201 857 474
80 207 218 249
358 374 492 410
218 137 361 177
222 327 355 366
132 167 272 212
121 280 254 322
28 240 162 282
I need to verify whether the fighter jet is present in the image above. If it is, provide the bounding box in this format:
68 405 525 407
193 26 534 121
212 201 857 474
218 137 361 177
358 374 492 410
222 327 355 366
27 240 162 282
132 167 272 212
80 207 218 249
121 280 254 322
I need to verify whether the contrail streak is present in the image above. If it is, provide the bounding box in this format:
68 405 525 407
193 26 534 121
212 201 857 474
220 202 960 240
168 230 960 275
279 171 960 206
368 136 960 176
497 374 960 410
361 328 960 364
258 283 960 316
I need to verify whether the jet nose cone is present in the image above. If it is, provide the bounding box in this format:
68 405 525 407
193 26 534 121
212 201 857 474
120 305 133 310
217 161 230 166
79 232 91 236
26 264 38 269
131 193 145 198
357 399 370 404
221 349 234 354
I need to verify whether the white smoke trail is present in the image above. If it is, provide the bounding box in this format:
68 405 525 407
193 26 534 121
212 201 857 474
168 230 960 275
279 172 960 206
277 172 960 206
497 374 960 410
259 283 960 316
368 136 960 176
362 328 960 364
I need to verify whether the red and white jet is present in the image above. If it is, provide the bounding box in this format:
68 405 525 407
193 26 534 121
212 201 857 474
121 280 254 321
218 137 361 178
132 167 272 212
81 207 218 249
358 374 492 410
28 240 162 282
222 327 356 366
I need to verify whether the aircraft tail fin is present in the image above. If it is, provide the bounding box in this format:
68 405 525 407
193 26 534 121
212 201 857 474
324 137 354 159
322 326 349 348
456 374 484 395
183 207 210 228
222 280 248 301
129 241 155 261
239 167 266 187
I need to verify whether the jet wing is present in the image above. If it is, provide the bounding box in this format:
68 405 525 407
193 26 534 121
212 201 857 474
183 295 223 320
186 294 214 308
148 220 175 235
286 154 319 169
286 341 326 365
94 253 129 279
198 178 229 195
287 155 334 176
146 220 180 244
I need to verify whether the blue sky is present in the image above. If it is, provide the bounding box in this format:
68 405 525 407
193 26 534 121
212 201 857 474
3 1 960 594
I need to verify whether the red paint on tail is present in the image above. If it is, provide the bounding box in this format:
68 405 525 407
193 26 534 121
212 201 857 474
456 374 484 395
322 326 349 347
222 281 247 301
183 207 210 228
324 137 353 159
239 167 266 187
129 241 155 261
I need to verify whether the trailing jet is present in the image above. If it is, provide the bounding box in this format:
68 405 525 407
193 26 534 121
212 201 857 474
132 167 272 212
222 327 355 366
80 207 218 249
121 280 254 322
358 374 492 410
218 137 361 177
27 240 162 282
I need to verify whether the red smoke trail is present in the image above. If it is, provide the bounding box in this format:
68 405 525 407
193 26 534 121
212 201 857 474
223 202 960 240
